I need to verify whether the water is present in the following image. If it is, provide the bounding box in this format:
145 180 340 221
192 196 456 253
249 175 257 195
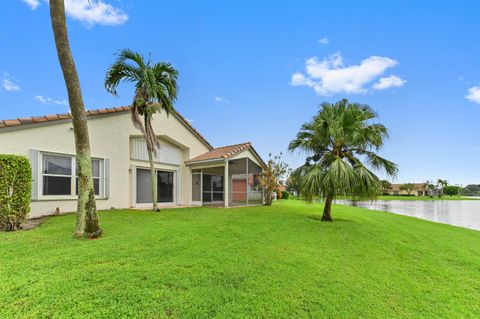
335 199 480 231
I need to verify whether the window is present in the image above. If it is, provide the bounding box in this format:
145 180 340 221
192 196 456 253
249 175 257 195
157 171 174 203
41 153 104 197
42 154 72 195
136 168 174 204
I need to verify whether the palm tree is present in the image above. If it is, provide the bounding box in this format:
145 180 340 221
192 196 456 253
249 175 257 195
289 99 398 221
437 179 448 197
105 49 178 211
49 0 102 238
380 180 392 195
425 180 436 197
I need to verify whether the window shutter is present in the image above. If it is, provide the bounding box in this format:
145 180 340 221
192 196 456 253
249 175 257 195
30 149 39 200
176 169 181 205
104 158 110 199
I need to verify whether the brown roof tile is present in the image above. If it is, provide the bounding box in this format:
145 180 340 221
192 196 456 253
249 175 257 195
4 119 21 126
17 117 35 124
32 116 48 123
57 113 70 119
186 142 267 168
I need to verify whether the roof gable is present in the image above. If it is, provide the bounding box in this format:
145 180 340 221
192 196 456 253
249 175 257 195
186 142 266 168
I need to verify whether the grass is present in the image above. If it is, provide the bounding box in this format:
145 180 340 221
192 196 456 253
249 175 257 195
1 201 480 318
376 195 479 201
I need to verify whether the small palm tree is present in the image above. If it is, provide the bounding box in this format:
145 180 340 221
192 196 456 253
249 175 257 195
105 49 178 211
380 180 392 195
289 99 398 221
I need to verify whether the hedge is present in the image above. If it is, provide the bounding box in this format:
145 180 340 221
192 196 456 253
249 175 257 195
281 191 290 200
0 155 32 231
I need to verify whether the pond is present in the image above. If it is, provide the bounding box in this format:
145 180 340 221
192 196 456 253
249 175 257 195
335 199 480 231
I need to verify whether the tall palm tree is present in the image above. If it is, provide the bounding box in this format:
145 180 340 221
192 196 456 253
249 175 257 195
289 99 398 221
49 0 102 238
105 49 178 211
437 179 448 197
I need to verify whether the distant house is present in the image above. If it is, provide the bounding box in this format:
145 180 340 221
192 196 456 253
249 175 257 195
387 183 427 196
0 106 266 218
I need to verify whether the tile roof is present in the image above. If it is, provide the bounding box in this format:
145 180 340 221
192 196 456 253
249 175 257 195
186 142 267 168
0 106 213 150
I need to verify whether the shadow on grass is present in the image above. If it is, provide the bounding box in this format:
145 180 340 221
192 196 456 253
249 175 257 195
307 215 353 223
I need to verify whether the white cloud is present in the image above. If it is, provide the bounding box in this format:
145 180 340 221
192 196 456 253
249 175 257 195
372 75 406 90
22 0 40 10
466 87 480 104
318 37 329 45
34 95 68 106
63 0 128 26
1 79 20 92
215 96 230 104
291 52 404 95
21 0 128 26
0 72 20 92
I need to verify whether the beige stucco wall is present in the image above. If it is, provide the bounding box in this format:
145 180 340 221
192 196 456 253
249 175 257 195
0 111 211 218
387 190 425 196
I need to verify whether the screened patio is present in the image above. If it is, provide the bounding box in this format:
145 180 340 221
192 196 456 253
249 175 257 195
186 142 266 207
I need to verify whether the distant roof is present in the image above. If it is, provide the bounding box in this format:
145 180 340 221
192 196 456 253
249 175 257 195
0 106 213 150
186 142 267 168
389 183 427 191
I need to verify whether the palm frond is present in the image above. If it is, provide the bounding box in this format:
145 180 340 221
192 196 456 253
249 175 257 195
289 99 397 201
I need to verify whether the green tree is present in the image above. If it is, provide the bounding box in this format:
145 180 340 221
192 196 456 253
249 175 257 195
287 170 302 195
443 185 462 196
380 180 392 195
400 183 416 195
105 49 178 211
425 180 437 197
49 0 101 238
289 99 398 221
437 179 448 198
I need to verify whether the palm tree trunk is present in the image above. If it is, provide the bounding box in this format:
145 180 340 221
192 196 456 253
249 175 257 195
321 195 334 221
49 0 101 238
145 116 159 211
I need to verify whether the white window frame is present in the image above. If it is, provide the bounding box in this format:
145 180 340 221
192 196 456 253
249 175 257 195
133 166 176 208
38 151 106 200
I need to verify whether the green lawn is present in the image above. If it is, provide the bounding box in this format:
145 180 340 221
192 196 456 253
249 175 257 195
376 195 479 201
1 201 480 318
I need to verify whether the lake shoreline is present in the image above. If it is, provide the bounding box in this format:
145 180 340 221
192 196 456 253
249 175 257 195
335 199 480 231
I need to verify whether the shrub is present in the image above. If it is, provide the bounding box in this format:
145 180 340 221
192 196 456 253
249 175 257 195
281 191 290 199
0 155 32 231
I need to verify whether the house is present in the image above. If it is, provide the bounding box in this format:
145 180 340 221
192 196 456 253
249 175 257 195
386 183 427 196
0 106 266 218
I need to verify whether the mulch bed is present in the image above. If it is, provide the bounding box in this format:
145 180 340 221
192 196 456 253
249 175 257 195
0 217 47 232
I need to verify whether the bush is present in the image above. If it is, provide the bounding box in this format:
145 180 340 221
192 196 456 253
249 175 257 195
0 155 32 231
276 189 282 200
281 191 290 200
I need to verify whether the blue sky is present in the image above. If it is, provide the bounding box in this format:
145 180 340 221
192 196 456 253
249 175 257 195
1 0 480 185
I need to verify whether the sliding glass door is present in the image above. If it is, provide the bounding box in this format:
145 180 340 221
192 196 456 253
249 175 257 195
157 171 174 202
202 174 224 203
136 168 174 204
